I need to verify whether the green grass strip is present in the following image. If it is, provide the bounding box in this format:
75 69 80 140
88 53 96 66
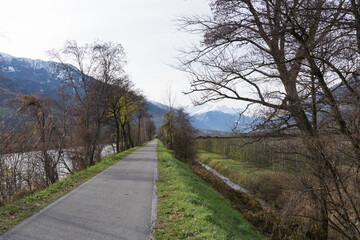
0 144 143 233
154 141 265 240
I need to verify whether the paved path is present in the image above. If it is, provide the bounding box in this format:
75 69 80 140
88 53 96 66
0 140 158 240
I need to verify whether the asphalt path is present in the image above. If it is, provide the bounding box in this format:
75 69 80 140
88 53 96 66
0 140 158 240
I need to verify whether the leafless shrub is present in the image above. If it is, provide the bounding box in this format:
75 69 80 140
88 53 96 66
160 108 196 162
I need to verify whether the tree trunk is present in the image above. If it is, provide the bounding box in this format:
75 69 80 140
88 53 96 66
121 123 129 150
137 116 141 146
115 119 121 153
89 120 101 166
126 121 134 148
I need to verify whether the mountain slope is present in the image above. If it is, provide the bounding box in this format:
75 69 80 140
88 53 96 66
190 110 253 132
147 101 255 132
0 52 62 101
145 101 166 129
0 71 23 102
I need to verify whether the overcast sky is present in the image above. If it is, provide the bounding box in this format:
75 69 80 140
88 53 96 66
0 0 213 106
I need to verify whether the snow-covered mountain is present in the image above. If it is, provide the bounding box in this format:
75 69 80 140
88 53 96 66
0 52 61 84
0 52 57 72
184 104 243 116
183 103 252 132
147 101 254 132
0 52 63 100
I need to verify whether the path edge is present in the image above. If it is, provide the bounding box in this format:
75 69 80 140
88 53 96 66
150 140 159 240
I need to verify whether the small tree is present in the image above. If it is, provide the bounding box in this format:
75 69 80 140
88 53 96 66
107 87 144 152
160 110 175 150
173 108 196 163
9 94 58 186
160 108 196 162
144 116 156 141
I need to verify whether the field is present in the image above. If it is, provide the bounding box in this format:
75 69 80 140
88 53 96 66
197 137 304 173
196 136 359 239
197 137 310 210
196 150 290 207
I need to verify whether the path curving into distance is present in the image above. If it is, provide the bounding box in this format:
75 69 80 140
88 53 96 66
0 140 158 240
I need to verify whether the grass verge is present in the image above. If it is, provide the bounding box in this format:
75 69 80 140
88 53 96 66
0 144 142 234
154 141 265 240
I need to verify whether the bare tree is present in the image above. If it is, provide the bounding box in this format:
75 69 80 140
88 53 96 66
144 116 156 141
106 79 132 152
173 108 196 162
49 40 126 167
159 107 196 162
178 0 360 239
9 95 59 186
134 96 148 145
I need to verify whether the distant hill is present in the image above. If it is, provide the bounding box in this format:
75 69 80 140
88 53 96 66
0 70 23 103
147 101 255 132
190 110 253 132
183 103 254 132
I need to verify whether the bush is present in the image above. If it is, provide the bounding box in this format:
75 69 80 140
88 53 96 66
160 108 196 162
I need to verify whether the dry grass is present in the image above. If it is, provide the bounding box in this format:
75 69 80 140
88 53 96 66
188 160 294 239
197 150 291 209
195 150 329 239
